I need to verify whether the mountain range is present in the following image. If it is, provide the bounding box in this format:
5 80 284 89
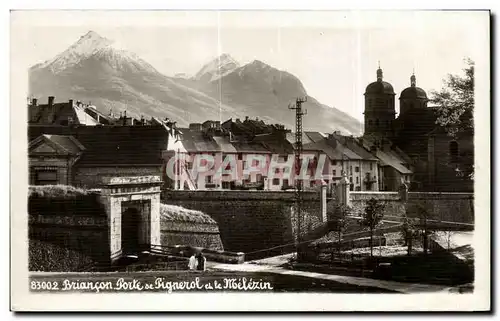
29 31 363 135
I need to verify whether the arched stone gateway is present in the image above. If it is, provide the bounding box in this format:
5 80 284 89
99 176 163 262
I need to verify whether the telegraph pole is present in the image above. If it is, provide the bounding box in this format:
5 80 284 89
289 96 307 260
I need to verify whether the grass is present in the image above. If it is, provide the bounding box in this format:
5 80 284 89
160 204 217 224
29 185 90 199
341 245 425 257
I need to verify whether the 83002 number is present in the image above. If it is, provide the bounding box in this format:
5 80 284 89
30 280 59 291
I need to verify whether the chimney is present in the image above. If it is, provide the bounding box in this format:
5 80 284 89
69 99 74 106
48 96 55 106
245 116 249 121
32 98 37 106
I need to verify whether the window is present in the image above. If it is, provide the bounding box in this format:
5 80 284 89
256 174 263 182
449 141 459 161
283 179 289 188
205 176 213 184
238 154 243 160
273 178 280 185
222 181 231 189
350 166 353 175
356 177 359 184
355 166 360 173
35 170 58 185
332 170 336 176
370 163 373 170
310 180 314 187
332 160 337 166
349 177 353 183
283 155 288 162
275 168 280 174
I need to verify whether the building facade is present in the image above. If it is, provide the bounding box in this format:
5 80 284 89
361 65 472 192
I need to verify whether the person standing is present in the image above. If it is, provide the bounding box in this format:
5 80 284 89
188 253 197 271
196 252 206 272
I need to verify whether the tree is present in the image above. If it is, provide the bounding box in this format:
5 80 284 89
406 201 435 255
360 198 385 257
400 211 418 256
333 204 352 253
430 58 474 137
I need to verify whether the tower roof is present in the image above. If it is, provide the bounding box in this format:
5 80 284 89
400 72 428 99
365 81 395 95
365 64 395 95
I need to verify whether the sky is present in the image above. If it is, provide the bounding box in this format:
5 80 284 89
15 10 489 121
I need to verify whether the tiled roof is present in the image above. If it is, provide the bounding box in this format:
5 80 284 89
29 134 85 156
42 134 85 154
329 133 378 161
212 136 238 153
176 128 271 154
28 101 111 126
29 102 77 125
375 149 413 174
231 141 271 154
286 131 363 160
29 125 169 166
73 105 100 125
252 132 294 153
178 129 220 153
359 135 413 174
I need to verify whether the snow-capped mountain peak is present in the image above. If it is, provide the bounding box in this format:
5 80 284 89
35 31 114 73
31 31 160 75
193 53 240 82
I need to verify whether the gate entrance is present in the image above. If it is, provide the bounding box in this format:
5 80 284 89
120 200 152 255
121 206 140 255
100 176 162 262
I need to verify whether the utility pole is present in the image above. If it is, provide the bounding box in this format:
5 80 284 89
289 96 307 260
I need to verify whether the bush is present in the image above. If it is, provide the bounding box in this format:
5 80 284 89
28 185 106 217
28 185 89 199
160 204 216 224
29 239 97 272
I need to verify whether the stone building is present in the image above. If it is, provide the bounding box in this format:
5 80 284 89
167 118 292 191
166 118 386 192
362 66 473 192
28 124 171 188
28 96 164 127
363 65 396 137
28 96 113 126
28 134 86 185
427 127 474 192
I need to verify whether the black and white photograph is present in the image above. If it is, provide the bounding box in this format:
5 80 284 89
10 9 490 312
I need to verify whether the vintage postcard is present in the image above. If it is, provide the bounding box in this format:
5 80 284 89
10 9 490 311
